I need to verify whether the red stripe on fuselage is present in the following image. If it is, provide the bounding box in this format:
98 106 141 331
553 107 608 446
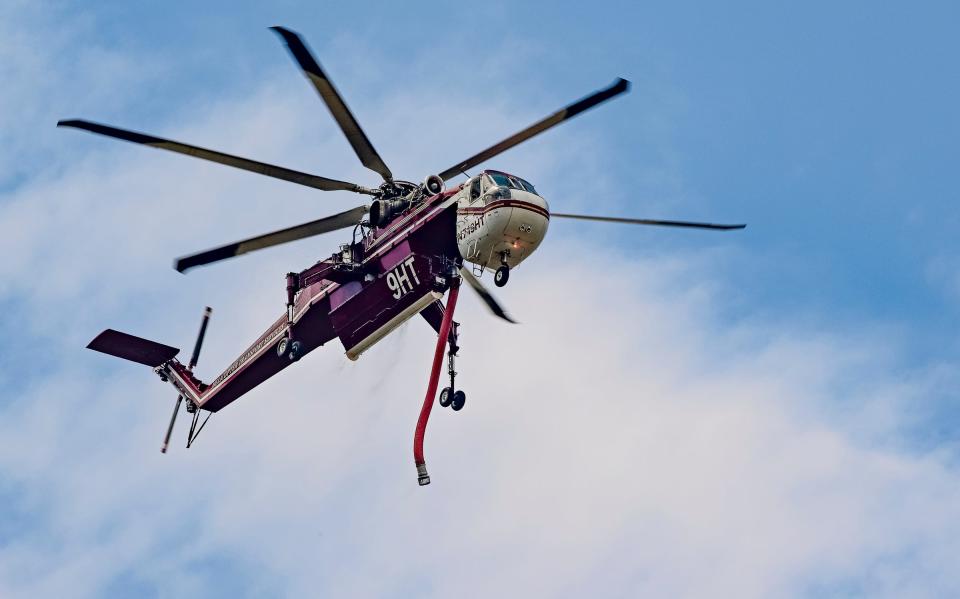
458 199 550 220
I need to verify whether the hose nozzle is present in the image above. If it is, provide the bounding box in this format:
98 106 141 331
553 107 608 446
416 463 430 486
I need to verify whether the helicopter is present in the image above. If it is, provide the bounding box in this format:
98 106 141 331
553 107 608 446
61 26 744 485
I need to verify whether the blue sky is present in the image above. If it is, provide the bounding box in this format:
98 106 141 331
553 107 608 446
29 0 959 347
2 1 960 597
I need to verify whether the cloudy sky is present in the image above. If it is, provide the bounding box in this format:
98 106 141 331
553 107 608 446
2 1 959 597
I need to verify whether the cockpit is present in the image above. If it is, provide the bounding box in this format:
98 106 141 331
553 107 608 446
468 170 539 201
486 171 538 194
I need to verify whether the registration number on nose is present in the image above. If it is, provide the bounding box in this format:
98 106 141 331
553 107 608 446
386 256 421 299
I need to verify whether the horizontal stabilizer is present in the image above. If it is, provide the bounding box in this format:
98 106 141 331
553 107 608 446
87 329 180 367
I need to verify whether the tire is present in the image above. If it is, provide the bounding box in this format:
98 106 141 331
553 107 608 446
494 266 509 287
276 337 289 358
438 387 453 407
451 390 466 411
289 340 303 361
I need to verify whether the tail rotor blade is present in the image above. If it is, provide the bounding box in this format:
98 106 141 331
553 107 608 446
175 204 368 272
271 26 393 182
550 213 746 230
438 78 630 181
57 120 373 194
161 395 183 454
188 307 212 370
459 268 516 324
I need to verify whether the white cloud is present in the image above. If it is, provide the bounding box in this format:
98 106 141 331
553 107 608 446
4 244 960 597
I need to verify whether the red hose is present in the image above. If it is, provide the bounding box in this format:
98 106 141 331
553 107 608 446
414 279 460 485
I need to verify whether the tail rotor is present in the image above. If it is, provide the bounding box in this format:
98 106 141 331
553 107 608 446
160 307 212 453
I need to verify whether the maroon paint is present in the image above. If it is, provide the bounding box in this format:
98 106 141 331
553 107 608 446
191 200 459 412
380 240 412 270
331 252 439 353
197 282 338 412
91 188 464 423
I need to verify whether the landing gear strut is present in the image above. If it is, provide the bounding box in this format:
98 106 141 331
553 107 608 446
277 273 303 361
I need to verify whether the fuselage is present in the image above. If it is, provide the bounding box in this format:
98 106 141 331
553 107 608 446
153 170 549 413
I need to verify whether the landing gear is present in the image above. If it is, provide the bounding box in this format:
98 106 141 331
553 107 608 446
276 337 303 361
437 321 467 411
277 272 303 362
440 386 466 410
494 252 510 287
494 265 510 287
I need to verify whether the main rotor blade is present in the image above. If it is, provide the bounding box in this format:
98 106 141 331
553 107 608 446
58 120 373 194
438 78 630 181
175 205 369 273
271 26 393 182
550 213 746 230
459 268 516 324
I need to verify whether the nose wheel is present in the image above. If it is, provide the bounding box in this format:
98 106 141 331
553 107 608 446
494 252 510 287
494 265 510 287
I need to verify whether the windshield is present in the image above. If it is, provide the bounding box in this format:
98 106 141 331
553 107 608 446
486 172 537 194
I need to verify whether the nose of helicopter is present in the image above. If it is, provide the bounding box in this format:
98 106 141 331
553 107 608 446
496 188 550 267
511 188 549 212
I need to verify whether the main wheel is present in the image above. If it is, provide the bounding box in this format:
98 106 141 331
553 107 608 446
289 340 303 361
451 390 466 411
276 337 290 358
494 265 510 287
438 387 453 407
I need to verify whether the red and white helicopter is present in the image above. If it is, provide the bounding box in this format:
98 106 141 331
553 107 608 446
61 27 744 485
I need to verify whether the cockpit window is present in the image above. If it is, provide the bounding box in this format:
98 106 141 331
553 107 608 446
488 173 513 188
515 177 537 194
487 172 537 194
